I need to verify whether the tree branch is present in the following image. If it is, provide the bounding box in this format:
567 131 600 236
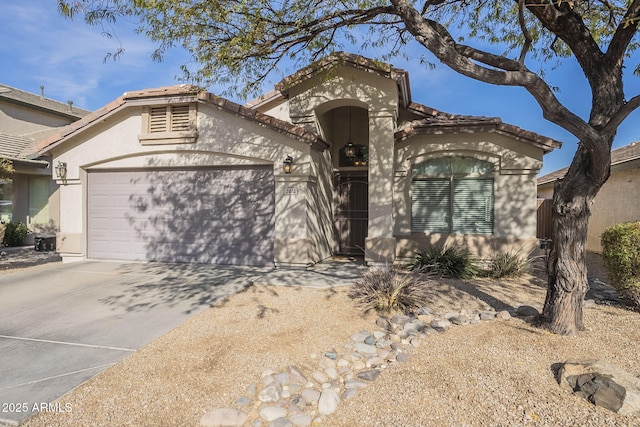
605 0 640 63
518 0 533 64
604 93 640 133
390 0 597 141
523 0 605 74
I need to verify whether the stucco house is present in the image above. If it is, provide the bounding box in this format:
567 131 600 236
538 141 640 252
35 53 560 267
0 84 90 241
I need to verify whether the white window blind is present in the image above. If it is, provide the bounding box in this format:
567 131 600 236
411 158 494 235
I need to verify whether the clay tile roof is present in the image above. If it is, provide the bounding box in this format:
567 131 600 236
538 140 640 185
397 102 561 153
0 84 90 119
197 93 327 149
35 96 128 153
123 84 200 100
36 85 327 154
275 51 406 93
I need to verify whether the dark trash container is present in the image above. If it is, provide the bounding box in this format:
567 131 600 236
34 235 56 252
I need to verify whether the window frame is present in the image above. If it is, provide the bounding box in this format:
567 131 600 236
411 157 495 235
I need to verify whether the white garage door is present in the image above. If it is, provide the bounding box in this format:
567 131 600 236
87 167 275 265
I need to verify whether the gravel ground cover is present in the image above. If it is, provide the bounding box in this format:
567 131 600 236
11 253 640 427
0 246 61 274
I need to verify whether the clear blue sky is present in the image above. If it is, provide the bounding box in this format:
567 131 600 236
2 1 639 176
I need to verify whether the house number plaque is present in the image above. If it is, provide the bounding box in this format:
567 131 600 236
284 187 298 195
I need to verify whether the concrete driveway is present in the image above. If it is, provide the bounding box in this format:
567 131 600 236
0 261 272 426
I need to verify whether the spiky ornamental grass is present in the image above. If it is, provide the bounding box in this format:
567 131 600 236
409 245 479 279
485 251 532 279
348 269 435 314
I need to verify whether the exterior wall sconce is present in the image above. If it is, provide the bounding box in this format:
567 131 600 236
55 161 67 179
283 155 293 174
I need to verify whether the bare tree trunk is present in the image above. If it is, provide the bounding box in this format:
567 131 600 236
542 187 591 335
542 141 611 335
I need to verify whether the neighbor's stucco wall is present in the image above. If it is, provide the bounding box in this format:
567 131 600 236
10 162 57 243
588 163 640 252
537 182 554 199
0 100 77 137
535 162 640 252
394 132 542 260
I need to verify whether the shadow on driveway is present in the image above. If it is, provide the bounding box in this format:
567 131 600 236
0 260 272 426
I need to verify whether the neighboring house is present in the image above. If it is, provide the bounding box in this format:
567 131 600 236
0 84 90 241
36 53 560 267
538 141 640 252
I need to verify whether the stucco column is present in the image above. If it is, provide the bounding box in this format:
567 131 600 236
365 109 396 267
274 173 317 268
56 178 84 262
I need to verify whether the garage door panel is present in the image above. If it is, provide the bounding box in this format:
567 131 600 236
88 168 275 265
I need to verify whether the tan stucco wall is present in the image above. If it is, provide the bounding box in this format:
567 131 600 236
260 100 291 123
306 149 335 261
0 100 77 137
537 182 554 199
51 102 327 265
10 163 58 243
588 163 640 252
394 132 542 260
284 66 400 265
536 162 640 252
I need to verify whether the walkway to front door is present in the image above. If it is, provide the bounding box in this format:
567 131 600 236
335 171 368 255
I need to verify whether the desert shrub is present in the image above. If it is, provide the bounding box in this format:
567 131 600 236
409 245 479 279
2 221 28 247
484 251 531 278
602 221 640 307
348 269 435 314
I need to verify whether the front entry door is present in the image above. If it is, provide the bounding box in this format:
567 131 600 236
335 171 368 255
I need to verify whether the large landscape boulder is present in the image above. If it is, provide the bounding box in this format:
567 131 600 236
557 359 640 416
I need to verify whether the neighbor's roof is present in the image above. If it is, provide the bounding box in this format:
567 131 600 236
396 102 562 154
36 85 328 154
538 141 640 185
0 134 33 159
0 134 49 166
0 84 90 119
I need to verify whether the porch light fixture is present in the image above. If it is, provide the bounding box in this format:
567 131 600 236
55 161 67 179
344 142 356 160
344 107 356 160
283 155 293 174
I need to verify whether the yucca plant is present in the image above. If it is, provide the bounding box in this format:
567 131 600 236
348 269 434 314
485 251 531 278
409 245 479 279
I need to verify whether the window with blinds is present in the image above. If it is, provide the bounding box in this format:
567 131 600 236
411 158 494 235
139 103 197 144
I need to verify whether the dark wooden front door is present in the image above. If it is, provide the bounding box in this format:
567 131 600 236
335 171 368 255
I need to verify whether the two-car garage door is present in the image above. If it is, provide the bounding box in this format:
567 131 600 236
87 167 275 265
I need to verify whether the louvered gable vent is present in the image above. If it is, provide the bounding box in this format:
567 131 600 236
140 103 197 145
149 107 168 133
170 105 190 132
